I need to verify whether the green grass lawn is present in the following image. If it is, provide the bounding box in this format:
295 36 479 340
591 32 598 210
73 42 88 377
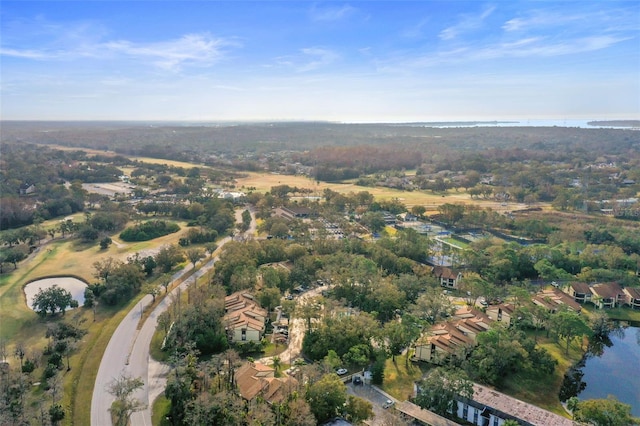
502 333 584 417
152 395 172 426
380 353 429 401
0 219 196 426
440 237 468 249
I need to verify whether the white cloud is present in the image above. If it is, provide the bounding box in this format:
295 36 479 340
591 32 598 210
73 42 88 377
470 35 630 59
298 48 339 72
309 4 356 22
0 47 50 59
0 22 236 72
103 33 234 71
439 5 496 40
277 48 339 72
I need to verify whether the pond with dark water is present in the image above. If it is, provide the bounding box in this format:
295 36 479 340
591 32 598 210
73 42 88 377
560 325 640 416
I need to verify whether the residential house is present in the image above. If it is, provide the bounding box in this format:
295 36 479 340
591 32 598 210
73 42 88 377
623 287 640 310
532 288 582 314
414 307 491 364
433 266 463 289
591 282 626 309
485 304 516 325
19 183 36 196
455 383 578 426
235 361 298 405
223 292 267 343
563 282 592 304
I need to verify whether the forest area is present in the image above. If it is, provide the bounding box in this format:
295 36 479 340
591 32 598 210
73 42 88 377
1 122 639 426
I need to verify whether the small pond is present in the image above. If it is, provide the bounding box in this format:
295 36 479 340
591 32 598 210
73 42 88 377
560 325 640 416
24 277 87 311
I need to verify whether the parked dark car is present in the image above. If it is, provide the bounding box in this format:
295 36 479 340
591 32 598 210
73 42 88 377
352 376 362 385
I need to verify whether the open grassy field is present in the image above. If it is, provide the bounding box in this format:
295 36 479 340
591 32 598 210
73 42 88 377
48 144 205 170
234 171 528 213
0 218 195 425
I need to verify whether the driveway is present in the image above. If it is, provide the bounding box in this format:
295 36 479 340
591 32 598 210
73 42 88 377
258 285 329 366
346 381 399 425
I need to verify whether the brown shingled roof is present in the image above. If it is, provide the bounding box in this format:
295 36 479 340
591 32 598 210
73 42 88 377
235 362 297 404
433 265 461 280
591 282 624 300
569 282 592 294
624 287 640 299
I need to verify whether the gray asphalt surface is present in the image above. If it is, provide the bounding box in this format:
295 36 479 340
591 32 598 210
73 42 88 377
91 208 253 425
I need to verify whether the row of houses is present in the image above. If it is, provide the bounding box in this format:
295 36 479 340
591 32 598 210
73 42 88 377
564 281 640 310
414 287 584 363
433 264 640 311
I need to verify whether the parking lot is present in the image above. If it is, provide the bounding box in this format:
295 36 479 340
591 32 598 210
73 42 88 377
346 380 398 425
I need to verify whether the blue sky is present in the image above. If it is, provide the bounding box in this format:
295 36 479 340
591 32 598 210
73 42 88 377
1 1 639 122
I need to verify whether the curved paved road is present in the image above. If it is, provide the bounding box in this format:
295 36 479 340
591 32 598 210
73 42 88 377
91 208 254 425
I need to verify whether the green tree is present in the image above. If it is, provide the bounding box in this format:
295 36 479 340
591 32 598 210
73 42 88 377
185 247 205 268
49 404 65 425
99 236 112 250
155 244 185 273
32 285 74 316
381 321 412 362
142 282 159 302
415 367 473 416
322 350 342 372
437 203 464 226
409 287 455 328
550 310 592 355
1 245 29 269
257 287 281 313
305 373 347 424
574 396 638 426
361 211 386 233
342 344 371 370
467 327 529 386
345 395 374 425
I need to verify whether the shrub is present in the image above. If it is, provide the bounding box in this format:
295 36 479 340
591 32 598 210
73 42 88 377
119 220 180 242
22 359 35 374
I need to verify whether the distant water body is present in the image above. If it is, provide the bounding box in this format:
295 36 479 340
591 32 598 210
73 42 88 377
396 119 639 129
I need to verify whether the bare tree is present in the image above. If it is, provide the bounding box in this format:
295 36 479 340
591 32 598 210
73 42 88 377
14 342 26 371
107 373 145 426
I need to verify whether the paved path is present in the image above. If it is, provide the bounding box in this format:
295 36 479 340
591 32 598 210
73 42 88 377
90 263 196 426
91 208 253 425
258 285 329 366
